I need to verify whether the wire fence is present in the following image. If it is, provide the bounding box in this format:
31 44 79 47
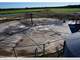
0 24 65 57
0 38 64 57
0 15 66 57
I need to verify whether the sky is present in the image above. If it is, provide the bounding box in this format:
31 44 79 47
0 2 80 8
0 0 80 2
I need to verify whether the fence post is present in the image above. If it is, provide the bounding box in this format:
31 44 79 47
34 48 38 57
12 47 17 57
43 44 46 56
30 13 33 25
56 47 60 57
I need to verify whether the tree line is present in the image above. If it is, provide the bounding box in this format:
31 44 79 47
0 4 80 11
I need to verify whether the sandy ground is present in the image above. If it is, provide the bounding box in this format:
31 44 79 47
0 18 71 57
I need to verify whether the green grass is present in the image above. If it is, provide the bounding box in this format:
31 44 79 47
0 8 80 14
50 8 80 14
0 9 43 14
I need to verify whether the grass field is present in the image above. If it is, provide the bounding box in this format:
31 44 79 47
0 8 80 14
